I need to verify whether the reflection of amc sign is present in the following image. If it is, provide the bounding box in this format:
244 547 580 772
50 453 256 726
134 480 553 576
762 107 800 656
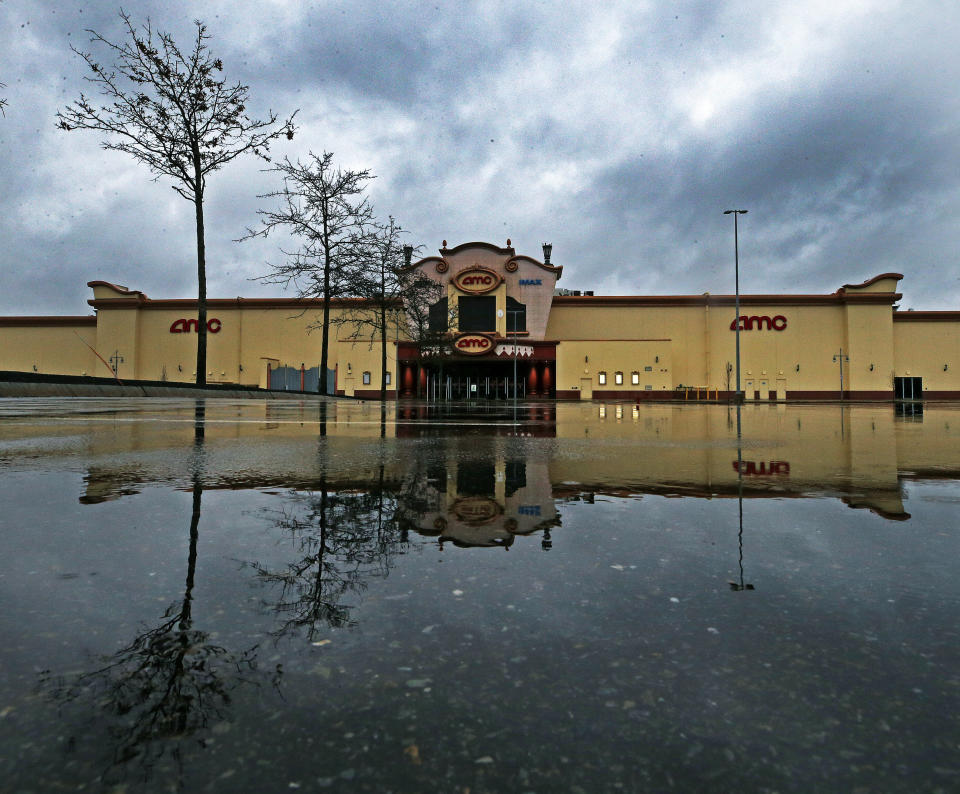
453 267 503 294
452 496 502 524
455 333 494 355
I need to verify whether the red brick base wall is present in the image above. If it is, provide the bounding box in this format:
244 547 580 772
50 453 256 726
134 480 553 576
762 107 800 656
352 389 398 400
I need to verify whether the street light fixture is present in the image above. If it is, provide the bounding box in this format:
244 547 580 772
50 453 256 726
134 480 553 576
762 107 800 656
723 210 748 404
507 308 522 409
833 348 849 400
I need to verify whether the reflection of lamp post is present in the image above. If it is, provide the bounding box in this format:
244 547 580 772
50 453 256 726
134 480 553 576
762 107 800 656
730 404 754 591
833 348 849 400
723 210 748 403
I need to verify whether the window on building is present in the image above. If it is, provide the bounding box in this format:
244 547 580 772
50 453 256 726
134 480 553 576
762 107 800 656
505 459 527 497
428 464 447 493
631 371 640 385
385 371 391 385
458 460 495 496
645 384 653 390
428 297 448 332
362 371 371 385
506 296 527 332
615 371 623 385
598 371 607 385
458 295 496 331
644 365 653 372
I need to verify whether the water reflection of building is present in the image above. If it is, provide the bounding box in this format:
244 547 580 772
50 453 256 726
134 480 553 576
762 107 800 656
396 444 559 548
23 400 957 525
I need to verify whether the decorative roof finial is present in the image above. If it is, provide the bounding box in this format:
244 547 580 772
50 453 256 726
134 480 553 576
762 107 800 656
442 239 447 248
506 238 511 247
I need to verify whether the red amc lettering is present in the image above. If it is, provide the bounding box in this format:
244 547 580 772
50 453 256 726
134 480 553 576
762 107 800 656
169 318 222 334
454 268 502 294
454 334 494 355
729 315 787 331
456 337 490 350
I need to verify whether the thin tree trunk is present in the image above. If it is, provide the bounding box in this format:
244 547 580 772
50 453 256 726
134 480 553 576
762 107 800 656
380 304 387 402
193 156 207 387
319 243 331 396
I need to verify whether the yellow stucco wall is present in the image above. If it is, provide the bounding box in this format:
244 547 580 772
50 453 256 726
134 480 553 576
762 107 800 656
3 268 959 401
89 304 397 394
554 340 673 396
549 298 909 398
0 322 99 376
893 318 960 394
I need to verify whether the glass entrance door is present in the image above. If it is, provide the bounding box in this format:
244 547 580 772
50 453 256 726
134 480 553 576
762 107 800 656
894 376 923 400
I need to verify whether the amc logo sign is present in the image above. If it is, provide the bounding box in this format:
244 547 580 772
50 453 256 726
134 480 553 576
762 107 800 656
730 315 787 331
170 318 222 334
454 267 503 294
454 333 494 355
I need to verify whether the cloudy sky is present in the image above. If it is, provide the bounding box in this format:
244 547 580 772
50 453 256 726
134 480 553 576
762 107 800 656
1 0 959 316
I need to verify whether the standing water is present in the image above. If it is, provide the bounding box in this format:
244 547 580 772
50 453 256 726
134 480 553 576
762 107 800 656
0 398 958 792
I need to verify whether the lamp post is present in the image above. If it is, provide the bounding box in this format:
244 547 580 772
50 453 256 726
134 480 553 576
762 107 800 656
507 308 522 408
833 348 849 400
109 349 125 378
723 210 748 404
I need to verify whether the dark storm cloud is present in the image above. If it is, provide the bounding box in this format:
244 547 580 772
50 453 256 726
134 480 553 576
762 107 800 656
1 0 960 315
235 0 547 105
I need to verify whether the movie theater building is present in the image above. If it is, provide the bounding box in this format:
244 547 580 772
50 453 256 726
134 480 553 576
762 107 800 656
1 240 959 400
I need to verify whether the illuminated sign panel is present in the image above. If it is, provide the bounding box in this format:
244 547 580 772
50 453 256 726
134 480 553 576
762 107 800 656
454 333 495 355
453 267 503 294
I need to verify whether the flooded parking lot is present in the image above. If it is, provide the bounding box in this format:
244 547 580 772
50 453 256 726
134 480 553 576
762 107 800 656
1 398 959 792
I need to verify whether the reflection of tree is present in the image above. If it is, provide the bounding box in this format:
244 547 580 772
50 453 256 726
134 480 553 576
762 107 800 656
394 460 443 539
40 402 269 783
251 463 409 642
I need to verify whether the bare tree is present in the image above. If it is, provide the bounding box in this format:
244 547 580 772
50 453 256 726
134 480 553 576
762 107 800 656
0 81 7 116
57 11 296 386
244 152 374 395
336 218 441 401
404 283 456 399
